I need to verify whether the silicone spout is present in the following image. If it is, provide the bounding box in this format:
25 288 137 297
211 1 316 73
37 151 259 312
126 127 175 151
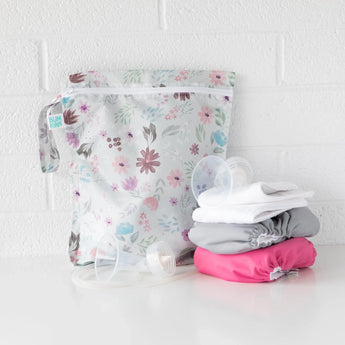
95 234 176 282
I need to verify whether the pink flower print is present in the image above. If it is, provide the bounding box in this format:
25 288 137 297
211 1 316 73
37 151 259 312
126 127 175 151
136 147 160 174
66 132 79 148
70 250 82 264
169 197 178 206
113 156 130 174
126 130 134 140
175 70 189 81
209 71 226 86
223 95 231 103
189 143 199 155
111 183 119 191
90 247 98 259
185 185 190 192
140 182 151 193
139 213 151 232
122 176 138 191
72 190 80 201
182 229 191 242
144 197 159 211
86 112 99 125
181 70 189 80
167 169 184 188
165 106 179 120
198 107 214 125
91 155 99 173
79 102 90 113
99 130 107 138
105 217 113 226
144 219 151 232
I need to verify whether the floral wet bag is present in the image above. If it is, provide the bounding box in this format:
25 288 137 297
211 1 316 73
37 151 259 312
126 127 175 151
38 70 235 265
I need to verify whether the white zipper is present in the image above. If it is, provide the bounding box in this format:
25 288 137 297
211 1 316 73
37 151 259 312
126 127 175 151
62 86 232 98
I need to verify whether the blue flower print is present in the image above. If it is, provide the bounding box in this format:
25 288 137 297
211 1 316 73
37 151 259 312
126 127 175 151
197 184 207 195
214 130 227 147
116 222 134 235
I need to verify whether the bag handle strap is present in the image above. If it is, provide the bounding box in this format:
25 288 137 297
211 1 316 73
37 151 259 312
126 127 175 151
38 98 61 173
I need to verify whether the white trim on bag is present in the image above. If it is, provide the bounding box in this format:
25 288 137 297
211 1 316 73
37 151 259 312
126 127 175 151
62 86 233 97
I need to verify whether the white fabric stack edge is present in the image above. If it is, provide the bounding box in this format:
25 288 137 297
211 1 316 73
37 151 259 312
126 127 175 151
193 181 314 224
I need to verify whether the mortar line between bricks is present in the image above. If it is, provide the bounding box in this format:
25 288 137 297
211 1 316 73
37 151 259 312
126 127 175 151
38 40 49 91
229 143 345 150
0 211 71 215
310 200 345 205
158 0 167 30
276 34 284 86
2 27 345 39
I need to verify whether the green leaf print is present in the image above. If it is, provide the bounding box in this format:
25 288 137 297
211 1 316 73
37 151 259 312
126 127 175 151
184 160 195 179
162 125 181 137
130 232 139 243
195 124 206 143
210 131 215 144
142 123 157 143
66 98 75 108
149 123 157 143
114 104 135 125
77 143 93 159
123 69 144 84
116 234 126 242
228 72 235 87
214 147 224 154
214 108 226 127
74 123 85 138
137 235 158 255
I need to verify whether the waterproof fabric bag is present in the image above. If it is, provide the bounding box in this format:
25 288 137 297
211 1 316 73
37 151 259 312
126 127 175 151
38 70 235 265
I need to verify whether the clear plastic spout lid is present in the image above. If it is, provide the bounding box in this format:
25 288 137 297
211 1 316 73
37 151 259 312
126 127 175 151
95 234 176 282
191 155 253 207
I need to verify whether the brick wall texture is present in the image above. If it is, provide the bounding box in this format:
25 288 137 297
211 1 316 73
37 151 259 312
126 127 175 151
1 0 344 256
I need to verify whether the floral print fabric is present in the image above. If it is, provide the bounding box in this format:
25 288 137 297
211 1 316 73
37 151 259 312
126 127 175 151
39 70 235 265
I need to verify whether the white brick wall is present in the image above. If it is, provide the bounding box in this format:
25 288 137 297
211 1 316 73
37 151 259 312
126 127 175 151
0 0 344 257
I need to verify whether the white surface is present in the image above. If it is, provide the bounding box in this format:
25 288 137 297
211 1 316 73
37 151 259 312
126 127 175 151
1 1 345 255
1 245 344 345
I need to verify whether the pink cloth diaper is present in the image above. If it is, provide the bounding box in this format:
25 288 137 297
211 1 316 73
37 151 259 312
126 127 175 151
194 237 317 283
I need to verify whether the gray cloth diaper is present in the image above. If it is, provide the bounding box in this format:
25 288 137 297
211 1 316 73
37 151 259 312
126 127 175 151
189 207 320 254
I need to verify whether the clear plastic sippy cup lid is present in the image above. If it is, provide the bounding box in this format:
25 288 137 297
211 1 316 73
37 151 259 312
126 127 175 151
94 233 120 281
191 155 253 207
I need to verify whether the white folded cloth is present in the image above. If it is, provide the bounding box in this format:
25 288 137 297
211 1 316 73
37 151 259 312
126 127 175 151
193 181 314 224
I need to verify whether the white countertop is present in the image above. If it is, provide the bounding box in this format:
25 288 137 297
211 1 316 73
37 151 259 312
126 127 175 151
1 245 344 345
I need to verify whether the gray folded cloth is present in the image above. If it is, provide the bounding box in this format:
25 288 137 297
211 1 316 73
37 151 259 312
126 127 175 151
189 207 320 254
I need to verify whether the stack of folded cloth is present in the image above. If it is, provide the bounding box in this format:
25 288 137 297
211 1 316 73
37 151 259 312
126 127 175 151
190 182 320 283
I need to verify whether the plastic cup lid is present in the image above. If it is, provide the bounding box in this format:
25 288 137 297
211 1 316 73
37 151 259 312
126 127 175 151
95 234 120 281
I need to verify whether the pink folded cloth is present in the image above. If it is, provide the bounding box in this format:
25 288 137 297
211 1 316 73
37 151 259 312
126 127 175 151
194 237 317 283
